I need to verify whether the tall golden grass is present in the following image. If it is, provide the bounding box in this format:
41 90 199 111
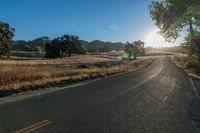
0 56 156 90
0 55 112 66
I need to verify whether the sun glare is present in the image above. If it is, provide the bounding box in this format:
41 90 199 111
145 30 173 47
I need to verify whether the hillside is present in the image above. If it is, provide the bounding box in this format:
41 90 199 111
13 38 125 53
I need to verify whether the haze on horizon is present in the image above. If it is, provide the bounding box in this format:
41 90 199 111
0 0 184 47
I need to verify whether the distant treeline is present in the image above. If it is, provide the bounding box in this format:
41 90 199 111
13 37 50 52
13 37 182 54
13 37 125 53
0 21 182 59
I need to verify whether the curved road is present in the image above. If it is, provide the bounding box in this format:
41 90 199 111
0 56 199 133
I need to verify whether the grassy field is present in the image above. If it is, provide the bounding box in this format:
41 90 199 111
0 54 156 96
0 55 113 66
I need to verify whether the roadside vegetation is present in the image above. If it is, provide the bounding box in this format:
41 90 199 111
0 19 158 97
0 20 157 96
0 56 156 97
149 0 200 76
2 0 199 96
171 55 200 76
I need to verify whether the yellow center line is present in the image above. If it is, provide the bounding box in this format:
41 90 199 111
13 120 52 133
23 121 52 133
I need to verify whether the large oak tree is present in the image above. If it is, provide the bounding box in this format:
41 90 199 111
45 34 87 58
149 0 200 61
0 22 15 58
125 40 145 60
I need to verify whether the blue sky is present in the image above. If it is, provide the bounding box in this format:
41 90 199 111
0 0 183 47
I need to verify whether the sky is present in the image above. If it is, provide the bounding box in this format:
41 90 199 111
0 0 184 47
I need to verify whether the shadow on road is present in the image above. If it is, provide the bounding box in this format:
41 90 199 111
190 98 200 129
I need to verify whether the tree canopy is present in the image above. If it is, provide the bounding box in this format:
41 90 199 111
149 0 200 42
125 40 145 60
45 34 87 58
13 37 50 52
149 0 200 61
0 22 15 57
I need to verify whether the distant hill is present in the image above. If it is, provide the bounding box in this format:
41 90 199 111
13 38 125 53
84 40 125 52
13 37 51 52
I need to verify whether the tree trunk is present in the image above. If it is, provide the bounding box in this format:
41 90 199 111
67 44 71 57
189 19 194 37
68 51 71 57
134 53 136 60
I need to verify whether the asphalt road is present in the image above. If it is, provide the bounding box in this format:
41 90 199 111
0 56 199 133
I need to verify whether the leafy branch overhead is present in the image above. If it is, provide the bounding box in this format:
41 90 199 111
149 0 200 42
149 0 200 62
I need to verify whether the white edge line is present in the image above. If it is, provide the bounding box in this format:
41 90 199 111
0 82 87 104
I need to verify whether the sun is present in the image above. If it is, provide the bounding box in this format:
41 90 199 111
145 30 173 47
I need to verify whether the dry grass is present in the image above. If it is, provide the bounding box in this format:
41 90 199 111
171 55 200 76
0 55 113 66
0 55 156 90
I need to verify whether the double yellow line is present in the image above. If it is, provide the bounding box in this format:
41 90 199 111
14 120 52 133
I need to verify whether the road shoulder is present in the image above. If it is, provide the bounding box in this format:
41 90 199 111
170 55 200 98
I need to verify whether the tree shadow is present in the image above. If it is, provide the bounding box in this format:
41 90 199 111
190 98 200 129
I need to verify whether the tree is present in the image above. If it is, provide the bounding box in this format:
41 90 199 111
24 44 34 51
149 0 200 61
45 34 87 58
125 40 145 60
0 22 15 58
45 38 62 58
13 37 50 52
29 36 50 51
34 46 43 53
59 34 87 57
73 42 88 54
99 45 112 53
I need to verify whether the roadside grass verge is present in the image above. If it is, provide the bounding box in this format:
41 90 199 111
171 55 200 76
0 56 156 97
187 60 200 76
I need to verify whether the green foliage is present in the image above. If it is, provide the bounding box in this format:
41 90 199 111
149 0 200 42
24 44 34 51
13 37 50 52
86 40 124 52
0 22 15 57
99 45 112 53
73 43 88 54
149 0 200 61
13 39 125 53
123 52 129 59
45 34 87 58
181 33 200 61
34 46 43 53
125 40 145 60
